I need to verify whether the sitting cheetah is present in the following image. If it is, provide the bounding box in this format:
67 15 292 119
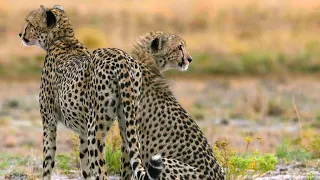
19 5 162 180
116 31 225 179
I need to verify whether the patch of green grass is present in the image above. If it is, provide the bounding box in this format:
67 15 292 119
70 132 126 175
214 136 277 179
105 144 121 174
191 109 205 120
310 135 320 158
165 42 320 76
71 133 80 166
0 154 29 176
0 161 9 172
0 55 43 77
5 42 320 78
56 154 73 172
306 172 316 180
301 129 320 158
277 129 320 162
0 65 6 75
228 152 277 179
240 50 280 74
276 141 313 161
13 56 43 76
316 112 320 124
190 103 205 120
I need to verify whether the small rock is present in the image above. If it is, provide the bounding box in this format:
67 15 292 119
4 173 27 180
6 99 20 109
220 118 229 125
279 167 288 172
292 163 306 169
279 171 287 175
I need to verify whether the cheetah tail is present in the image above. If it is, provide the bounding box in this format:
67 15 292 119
146 154 163 180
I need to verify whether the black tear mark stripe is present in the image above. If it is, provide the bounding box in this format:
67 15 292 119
179 46 185 67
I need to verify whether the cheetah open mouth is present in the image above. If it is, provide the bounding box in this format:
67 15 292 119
178 49 192 71
19 33 31 46
22 38 31 46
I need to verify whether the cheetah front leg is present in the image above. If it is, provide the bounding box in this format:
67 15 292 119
41 115 58 180
79 135 91 179
118 120 133 180
120 144 133 180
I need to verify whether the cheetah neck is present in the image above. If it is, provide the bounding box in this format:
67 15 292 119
132 31 164 70
43 13 75 50
45 36 76 50
132 48 156 67
139 64 172 96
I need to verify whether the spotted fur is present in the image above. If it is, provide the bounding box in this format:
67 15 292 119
92 48 163 180
132 31 192 72
19 5 159 180
118 31 225 179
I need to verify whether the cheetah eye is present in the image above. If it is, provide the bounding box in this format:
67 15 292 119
27 23 33 29
178 45 183 51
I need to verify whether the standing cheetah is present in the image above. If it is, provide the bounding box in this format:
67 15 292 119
114 31 225 179
19 5 162 180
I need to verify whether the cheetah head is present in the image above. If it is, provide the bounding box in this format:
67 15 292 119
150 33 192 72
19 5 73 50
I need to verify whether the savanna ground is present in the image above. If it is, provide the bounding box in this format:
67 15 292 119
1 0 320 179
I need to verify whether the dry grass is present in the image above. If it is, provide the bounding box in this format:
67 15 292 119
4 0 320 76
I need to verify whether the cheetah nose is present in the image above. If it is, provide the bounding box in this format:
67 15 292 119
187 58 192 63
19 33 22 37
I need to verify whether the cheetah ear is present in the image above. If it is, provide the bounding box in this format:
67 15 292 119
45 10 57 28
150 37 160 52
151 37 166 53
40 5 47 14
53 5 64 11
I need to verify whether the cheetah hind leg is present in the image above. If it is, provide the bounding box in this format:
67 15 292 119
147 154 163 179
159 158 225 180
122 156 217 180
79 135 91 179
159 158 200 179
87 118 110 179
119 140 163 180
127 155 163 180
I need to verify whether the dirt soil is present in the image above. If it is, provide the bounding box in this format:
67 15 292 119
0 76 319 179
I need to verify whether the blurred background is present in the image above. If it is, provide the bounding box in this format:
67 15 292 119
0 0 319 179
